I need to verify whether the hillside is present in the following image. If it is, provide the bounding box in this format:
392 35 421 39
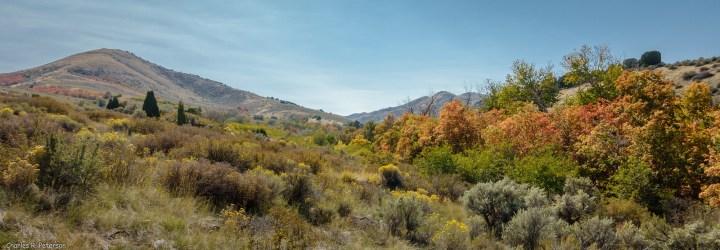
0 49 347 122
346 91 483 122
559 56 720 103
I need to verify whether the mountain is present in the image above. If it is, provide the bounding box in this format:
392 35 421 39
0 49 347 122
346 91 483 123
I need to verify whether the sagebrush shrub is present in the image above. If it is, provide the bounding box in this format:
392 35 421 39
462 178 529 236
571 216 616 250
381 195 427 237
502 207 566 250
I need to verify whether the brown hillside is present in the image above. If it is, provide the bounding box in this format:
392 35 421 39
0 49 347 122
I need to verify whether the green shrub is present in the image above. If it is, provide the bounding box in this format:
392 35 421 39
415 146 456 175
508 152 576 194
453 147 510 183
623 58 639 69
502 207 566 250
639 51 662 67
598 198 652 226
35 135 104 192
337 201 352 217
378 164 403 189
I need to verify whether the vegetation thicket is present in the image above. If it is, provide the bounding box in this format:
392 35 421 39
1 45 720 249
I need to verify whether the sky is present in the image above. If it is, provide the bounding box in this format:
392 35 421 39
1 0 719 116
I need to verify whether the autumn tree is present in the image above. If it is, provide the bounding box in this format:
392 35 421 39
435 100 481 152
562 45 623 104
142 91 160 118
482 61 558 112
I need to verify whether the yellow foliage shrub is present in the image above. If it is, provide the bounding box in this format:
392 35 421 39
2 158 39 191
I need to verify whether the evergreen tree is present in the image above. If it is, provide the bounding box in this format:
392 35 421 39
177 101 187 125
105 97 120 109
142 91 160 117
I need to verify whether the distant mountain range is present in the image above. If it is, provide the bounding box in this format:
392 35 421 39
0 49 347 122
346 91 483 122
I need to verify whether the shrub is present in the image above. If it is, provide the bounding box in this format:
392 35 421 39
623 58 639 69
466 216 487 239
508 152 576 194
129 118 165 134
415 146 456 175
306 205 334 226
553 177 598 224
616 222 649 249
162 160 276 213
571 216 616 250
26 96 72 115
598 198 652 226
1 157 39 192
84 109 125 121
378 164 403 189
269 206 317 249
692 71 714 81
462 178 530 236
453 147 510 183
682 71 698 80
381 195 428 237
699 66 710 72
428 174 468 202
337 201 352 217
639 51 662 67
283 172 317 209
35 135 104 192
431 218 470 250
502 208 567 250
206 142 252 171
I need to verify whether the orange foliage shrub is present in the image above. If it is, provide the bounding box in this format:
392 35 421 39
483 111 562 156
435 100 482 152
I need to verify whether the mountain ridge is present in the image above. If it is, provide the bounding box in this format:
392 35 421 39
346 91 483 122
0 49 347 122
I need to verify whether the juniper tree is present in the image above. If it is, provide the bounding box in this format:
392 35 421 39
142 91 160 117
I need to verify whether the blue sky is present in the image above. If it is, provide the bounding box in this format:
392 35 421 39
1 0 719 115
